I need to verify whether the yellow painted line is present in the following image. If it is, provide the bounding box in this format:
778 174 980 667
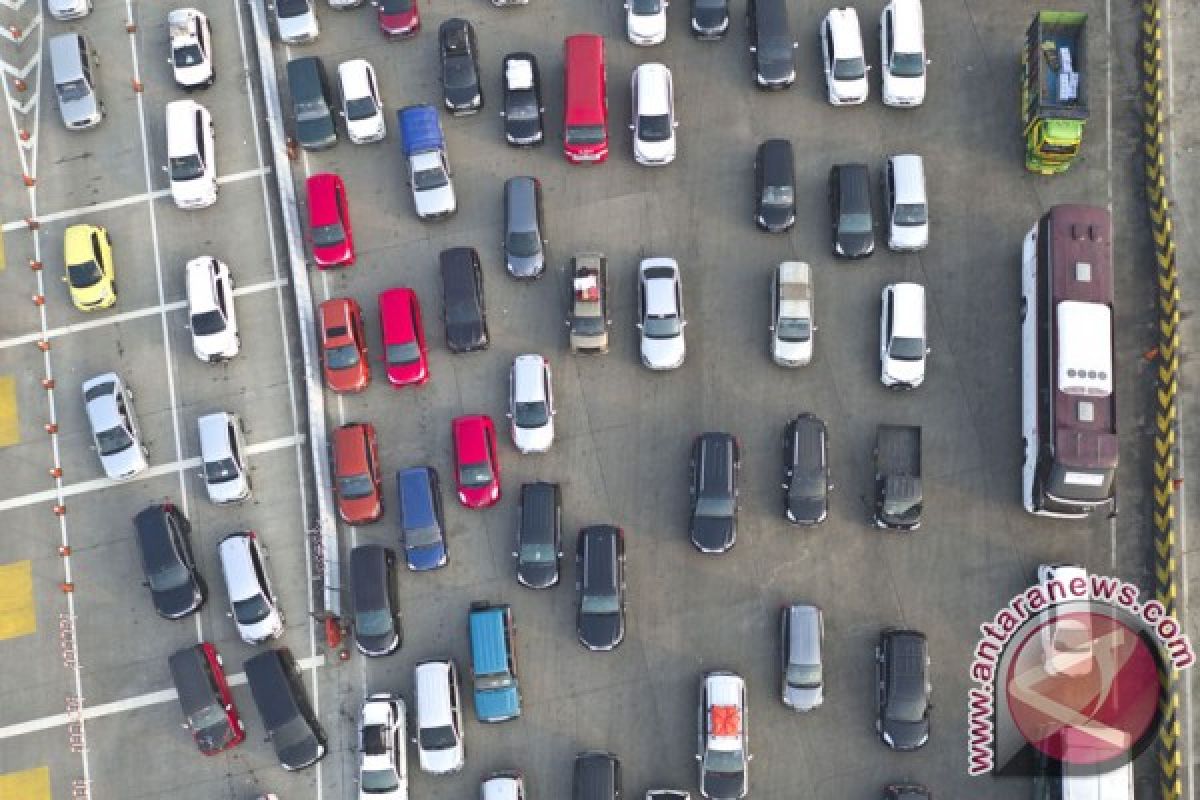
0 376 17 448
0 561 35 640
0 766 49 800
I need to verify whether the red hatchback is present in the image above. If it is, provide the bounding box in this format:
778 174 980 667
452 414 501 509
319 297 370 393
378 287 429 387
306 172 355 268
168 642 245 755
332 423 383 525
377 0 420 37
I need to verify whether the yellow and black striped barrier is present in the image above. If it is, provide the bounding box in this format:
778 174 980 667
1141 1 1184 798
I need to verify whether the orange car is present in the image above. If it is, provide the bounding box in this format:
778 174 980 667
319 298 370 393
332 423 383 525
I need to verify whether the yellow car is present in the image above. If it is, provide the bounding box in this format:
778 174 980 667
63 224 116 311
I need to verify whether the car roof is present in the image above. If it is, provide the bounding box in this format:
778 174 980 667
82 373 121 429
512 354 547 403
696 432 735 488
414 660 454 725
185 257 221 312
889 154 927 205
333 423 370 477
287 55 325 94
168 644 218 717
468 604 512 675
483 775 522 800
398 467 436 527
319 297 356 339
835 163 871 207
575 752 617 800
581 526 618 589
165 100 207 158
197 412 234 460
306 172 341 222
337 59 373 97
439 246 479 290
520 482 558 539
505 55 536 89
350 544 390 612
759 139 794 181
644 272 678 316
135 506 178 568
63 224 97 262
453 415 490 464
786 604 822 664
48 33 85 77
826 8 864 56
888 282 926 337
704 671 744 707
889 0 925 51
244 649 300 728
791 414 827 466
217 532 262 603
505 177 538 226
635 63 672 115
378 288 417 343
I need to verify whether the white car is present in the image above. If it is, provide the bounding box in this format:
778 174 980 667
274 0 320 44
631 63 677 166
165 99 218 210
186 257 239 362
883 154 929 252
482 772 525 800
414 660 466 774
47 0 91 21
217 531 285 644
770 261 814 367
197 412 252 505
1037 564 1092 677
820 8 869 105
359 694 408 800
879 282 927 389
82 372 148 481
637 258 687 370
167 9 215 89
508 354 555 454
338 59 386 144
625 0 668 45
697 671 750 800
880 0 927 107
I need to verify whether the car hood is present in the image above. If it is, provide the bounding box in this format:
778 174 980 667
701 768 747 800
690 514 735 552
505 116 543 144
830 75 868 102
236 608 283 644
419 742 464 774
459 481 500 509
474 685 521 722
194 719 239 754
883 356 925 387
512 421 554 454
207 473 250 504
785 493 827 526
755 50 796 83
153 582 202 619
314 239 353 267
641 334 685 369
61 93 101 126
405 540 447 571
889 223 929 251
102 444 148 481
277 14 318 42
579 610 623 650
628 13 667 40
692 7 728 31
835 231 874 258
447 319 487 352
277 733 325 770
175 61 213 88
883 73 925 104
347 114 385 143
413 183 457 218
194 329 239 361
379 8 418 33
784 683 823 711
506 250 545 279
882 717 929 750
635 136 676 164
297 115 337 149
444 82 480 109
356 627 399 656
758 203 794 232
773 338 812 367
386 356 427 387
172 172 216 208
340 493 382 525
517 561 558 589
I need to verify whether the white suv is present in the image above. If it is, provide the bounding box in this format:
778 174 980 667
82 372 148 480
359 693 408 800
186 257 239 362
631 63 677 166
879 282 927 389
197 411 251 504
637 258 687 370
167 9 214 89
880 0 927 107
217 531 284 644
820 8 869 105
508 354 555 454
338 59 386 144
165 99 217 209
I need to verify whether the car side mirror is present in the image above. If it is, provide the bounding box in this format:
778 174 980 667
505 412 512 418
226 611 233 618
781 482 788 489
629 123 635 130
694 754 702 761
793 42 799 48
161 165 169 173
748 45 757 52
511 551 518 558
925 347 932 355
635 323 643 329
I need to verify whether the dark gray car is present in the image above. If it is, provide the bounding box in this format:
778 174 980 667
783 414 831 525
876 629 931 751
576 526 625 651
134 503 205 619
514 482 562 589
830 163 875 258
439 247 489 352
350 545 402 656
689 433 740 553
781 604 823 711
287 56 337 150
504 176 546 278
244 648 326 770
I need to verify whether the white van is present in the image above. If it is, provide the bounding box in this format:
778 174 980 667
879 282 928 389
482 772 524 800
883 154 929 251
820 8 868 105
414 660 465 775
217 531 284 644
197 411 251 504
880 0 927 107
166 99 218 209
186 257 239 362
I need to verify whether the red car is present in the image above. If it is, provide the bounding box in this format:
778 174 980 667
377 0 420 37
378 287 429 387
306 172 355 268
319 297 370 393
332 423 383 525
168 642 245 755
452 414 501 509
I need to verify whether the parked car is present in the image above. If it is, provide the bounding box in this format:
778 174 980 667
399 104 458 219
168 8 214 89
63 223 116 312
567 253 611 353
747 0 798 88
83 372 148 480
575 753 621 800
397 466 449 571
168 643 244 755
879 0 927 107
467 602 521 722
306 172 355 268
243 648 326 770
647 792 691 800
165 99 217 209
484 773 526 800
883 153 929 251
783 414 831 525
218 531 285 644
688 433 740 554
287 56 337 150
697 671 750 800
626 0 668 45
830 163 874 258
197 411 251 504
273 0 320 45
48 0 91 21
338 59 386 144
631 63 677 166
134 502 204 619
876 629 931 750
350 545 402 656
1037 563 1091 677
508 354 555 454
503 177 546 278
780 604 824 711
638 257 687 370
755 139 795 233
452 415 501 509
378 287 429 387
884 785 931 800
414 660 466 774
576 525 625 651
690 0 729 38
879 282 928 389
319 297 370 392
770 261 814 367
501 53 545 145
332 422 384 525
186 257 239 362
514 482 562 589
49 33 104 130
440 247 489 353
439 19 483 114
820 8 869 105
373 0 420 37
358 693 407 800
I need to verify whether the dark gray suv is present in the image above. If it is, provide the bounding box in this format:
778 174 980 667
504 176 546 279
286 56 337 150
576 526 625 651
689 432 740 553
876 629 931 751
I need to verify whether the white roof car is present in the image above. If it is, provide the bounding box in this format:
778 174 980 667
217 532 284 644
884 154 929 251
638 258 687 370
168 9 214 89
274 0 319 45
631 63 677 166
771 261 814 367
186 257 239 362
165 99 218 209
508 354 555 454
880 0 927 107
197 411 251 505
82 372 148 481
1037 564 1092 677
359 693 408 800
47 0 91 21
625 0 668 45
879 282 927 389
697 671 749 800
338 59 386 144
820 8 869 105
482 772 525 800
410 150 458 219
414 660 465 774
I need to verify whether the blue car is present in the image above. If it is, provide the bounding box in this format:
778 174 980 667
397 467 448 571
468 603 521 722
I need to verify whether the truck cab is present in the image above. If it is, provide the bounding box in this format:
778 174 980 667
398 105 457 219
1021 11 1088 174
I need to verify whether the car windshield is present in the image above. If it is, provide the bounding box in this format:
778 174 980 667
507 231 541 258
56 79 89 103
173 45 204 68
894 203 928 226
413 165 448 191
506 93 539 120
294 97 330 122
380 0 413 11
638 114 672 142
68 260 103 288
694 494 734 518
419 725 457 751
631 0 662 14
191 310 226 336
95 425 133 457
345 96 378 121
786 663 822 689
775 317 811 343
643 314 680 339
311 222 345 248
204 457 240 484
327 343 360 370
889 336 925 361
360 768 399 793
188 703 228 733
444 58 476 90
458 462 493 488
573 315 606 335
890 51 926 78
406 525 443 548
581 591 620 614
355 607 393 636
703 748 746 773
277 0 310 19
170 155 205 182
839 211 873 234
338 473 375 499
519 542 556 565
233 593 272 625
565 125 606 145
833 57 866 81
148 560 189 592
761 185 794 206
386 341 420 366
514 401 548 429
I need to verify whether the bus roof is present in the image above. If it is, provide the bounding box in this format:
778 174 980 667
1047 204 1111 304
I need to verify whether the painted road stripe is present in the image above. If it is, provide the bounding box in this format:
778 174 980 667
0 560 35 640
0 375 17 447
0 433 305 513
0 277 288 351
0 654 326 741
0 227 5 270
0 765 49 799
0 168 271 233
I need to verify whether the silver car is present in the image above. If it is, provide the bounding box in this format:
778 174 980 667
637 257 687 370
82 373 148 481
781 604 824 711
47 0 92 21
50 33 103 130
274 0 320 44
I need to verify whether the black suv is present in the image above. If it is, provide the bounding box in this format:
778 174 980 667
349 544 402 657
439 247 489 353
501 52 544 145
876 629 931 751
783 414 831 525
244 648 327 770
515 482 562 589
574 751 621 800
134 502 205 619
576 526 625 651
439 18 483 114
830 163 875 258
689 432 740 553
755 139 795 232
747 0 797 88
286 56 336 150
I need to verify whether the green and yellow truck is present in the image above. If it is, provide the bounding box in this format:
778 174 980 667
1021 11 1088 174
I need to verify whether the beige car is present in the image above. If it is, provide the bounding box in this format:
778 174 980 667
566 253 610 354
770 261 814 367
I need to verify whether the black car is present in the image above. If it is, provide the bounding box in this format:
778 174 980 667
884 785 932 800
244 648 327 770
876 629 931 751
349 544 402 656
439 18 483 114
576 525 625 651
167 643 243 755
747 0 797 89
514 482 562 589
830 163 875 258
783 414 831 525
689 432 740 553
574 751 621 800
755 139 795 233
134 502 205 619
691 0 729 38
286 56 337 151
501 52 544 145
439 247 489 353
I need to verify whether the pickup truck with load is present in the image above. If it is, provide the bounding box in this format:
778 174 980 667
873 424 921 531
398 104 457 220
566 252 610 354
1020 11 1087 174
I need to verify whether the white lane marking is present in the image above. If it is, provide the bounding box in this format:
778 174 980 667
0 168 271 232
0 655 327 740
0 434 305 512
